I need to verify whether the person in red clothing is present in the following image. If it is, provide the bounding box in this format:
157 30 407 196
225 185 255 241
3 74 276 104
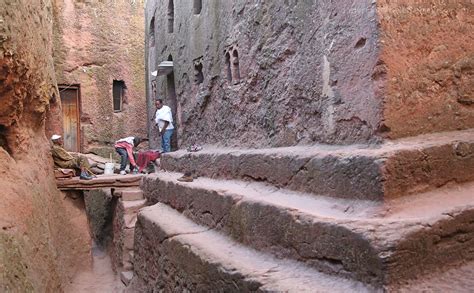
114 137 146 175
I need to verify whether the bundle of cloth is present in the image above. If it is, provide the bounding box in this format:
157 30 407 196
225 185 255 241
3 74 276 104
136 150 160 173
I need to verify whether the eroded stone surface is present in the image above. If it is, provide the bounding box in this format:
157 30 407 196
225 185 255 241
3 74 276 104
129 203 374 292
161 129 474 200
111 190 145 273
0 0 91 291
145 0 383 148
142 173 474 286
378 0 474 139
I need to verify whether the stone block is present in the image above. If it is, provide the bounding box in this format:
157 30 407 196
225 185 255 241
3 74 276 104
116 190 144 201
124 228 135 251
120 271 133 286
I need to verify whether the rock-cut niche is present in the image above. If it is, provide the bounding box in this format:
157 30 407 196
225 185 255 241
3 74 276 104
168 0 174 33
194 0 202 15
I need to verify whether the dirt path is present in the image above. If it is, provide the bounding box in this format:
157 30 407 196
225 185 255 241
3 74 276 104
65 242 124 293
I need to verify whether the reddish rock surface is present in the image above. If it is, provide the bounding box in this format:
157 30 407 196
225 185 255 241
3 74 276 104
53 0 147 153
0 1 91 290
378 0 474 139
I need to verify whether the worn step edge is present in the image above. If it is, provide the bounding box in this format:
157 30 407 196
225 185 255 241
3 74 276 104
161 129 474 200
130 203 375 292
143 172 474 286
115 189 144 201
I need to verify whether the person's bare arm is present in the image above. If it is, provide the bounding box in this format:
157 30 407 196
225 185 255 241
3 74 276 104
161 121 169 136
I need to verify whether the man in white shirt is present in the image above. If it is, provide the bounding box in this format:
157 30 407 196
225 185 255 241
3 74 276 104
154 99 174 153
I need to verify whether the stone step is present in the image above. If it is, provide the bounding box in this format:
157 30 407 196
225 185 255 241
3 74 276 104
129 203 375 292
114 188 144 201
142 172 474 287
161 129 474 200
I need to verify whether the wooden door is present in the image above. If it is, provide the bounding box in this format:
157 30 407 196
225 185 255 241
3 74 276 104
60 86 80 152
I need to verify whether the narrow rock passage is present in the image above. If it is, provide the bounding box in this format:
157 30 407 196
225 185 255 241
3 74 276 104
65 241 124 293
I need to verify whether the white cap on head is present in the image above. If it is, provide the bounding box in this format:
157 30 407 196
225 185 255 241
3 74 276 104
51 134 61 141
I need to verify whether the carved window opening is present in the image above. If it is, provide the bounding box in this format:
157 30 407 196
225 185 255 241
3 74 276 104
149 16 155 47
113 80 126 112
225 51 232 82
194 0 202 15
194 58 204 84
168 0 174 33
232 49 241 83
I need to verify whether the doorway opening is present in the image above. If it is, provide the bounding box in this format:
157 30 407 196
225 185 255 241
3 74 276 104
232 49 241 83
166 55 178 150
225 51 232 82
113 80 125 112
59 85 81 152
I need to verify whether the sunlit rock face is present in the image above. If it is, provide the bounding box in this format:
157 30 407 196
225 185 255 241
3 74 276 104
377 0 474 139
52 0 147 154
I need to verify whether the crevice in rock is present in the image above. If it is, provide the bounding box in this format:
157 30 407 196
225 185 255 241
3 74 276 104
355 37 367 49
286 157 312 186
159 227 213 244
0 124 12 156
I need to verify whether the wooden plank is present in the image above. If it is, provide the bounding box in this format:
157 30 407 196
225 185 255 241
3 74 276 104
56 174 143 191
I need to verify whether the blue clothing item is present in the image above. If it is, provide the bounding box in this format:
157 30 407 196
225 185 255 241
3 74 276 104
115 147 128 171
161 128 174 153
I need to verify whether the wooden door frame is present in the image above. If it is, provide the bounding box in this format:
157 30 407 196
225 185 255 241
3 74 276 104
58 84 82 152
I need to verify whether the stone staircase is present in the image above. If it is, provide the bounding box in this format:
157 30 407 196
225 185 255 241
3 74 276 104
111 188 146 286
128 129 474 292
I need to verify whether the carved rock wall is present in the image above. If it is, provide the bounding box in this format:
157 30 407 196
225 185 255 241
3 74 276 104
378 0 474 138
0 0 90 291
146 0 474 148
53 0 147 153
146 0 383 148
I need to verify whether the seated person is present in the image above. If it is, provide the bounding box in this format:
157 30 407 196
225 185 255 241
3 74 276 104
50 134 95 180
114 136 146 175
